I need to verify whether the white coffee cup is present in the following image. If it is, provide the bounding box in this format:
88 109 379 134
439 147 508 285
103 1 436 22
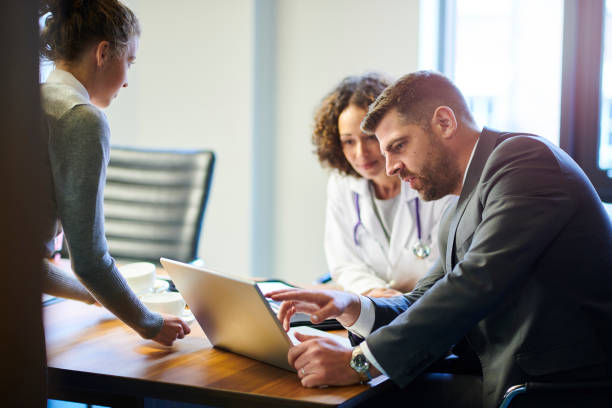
140 291 186 317
119 262 156 295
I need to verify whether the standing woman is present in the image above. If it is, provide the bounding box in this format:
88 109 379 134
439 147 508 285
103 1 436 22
313 74 454 297
39 0 189 345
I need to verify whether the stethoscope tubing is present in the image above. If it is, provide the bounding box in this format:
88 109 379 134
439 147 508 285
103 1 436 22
352 191 363 246
352 192 422 246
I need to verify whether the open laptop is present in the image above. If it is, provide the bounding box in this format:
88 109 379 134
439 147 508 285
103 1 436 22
160 258 349 371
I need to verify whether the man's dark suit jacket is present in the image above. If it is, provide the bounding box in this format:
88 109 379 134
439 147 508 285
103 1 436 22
361 128 612 408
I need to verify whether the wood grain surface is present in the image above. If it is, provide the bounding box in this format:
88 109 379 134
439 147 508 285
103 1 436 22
44 297 388 407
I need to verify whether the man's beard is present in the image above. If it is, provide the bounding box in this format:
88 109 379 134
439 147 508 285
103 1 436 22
401 133 462 201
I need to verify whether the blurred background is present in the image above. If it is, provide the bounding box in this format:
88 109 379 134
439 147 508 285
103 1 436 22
40 0 612 284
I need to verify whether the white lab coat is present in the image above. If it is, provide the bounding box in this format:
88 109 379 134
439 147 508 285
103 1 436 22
324 172 455 294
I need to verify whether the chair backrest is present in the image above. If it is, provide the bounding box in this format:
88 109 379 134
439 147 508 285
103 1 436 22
102 146 215 265
499 381 612 408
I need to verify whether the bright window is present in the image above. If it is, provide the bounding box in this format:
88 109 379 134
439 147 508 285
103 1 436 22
599 0 612 173
39 13 53 83
441 0 564 145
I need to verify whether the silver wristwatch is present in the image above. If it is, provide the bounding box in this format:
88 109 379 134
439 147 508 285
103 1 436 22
350 345 372 382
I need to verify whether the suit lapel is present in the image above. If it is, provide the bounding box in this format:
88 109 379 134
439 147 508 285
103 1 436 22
437 196 457 271
444 128 500 273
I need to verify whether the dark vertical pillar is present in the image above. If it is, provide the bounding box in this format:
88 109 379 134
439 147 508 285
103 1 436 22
0 1 47 406
560 0 611 200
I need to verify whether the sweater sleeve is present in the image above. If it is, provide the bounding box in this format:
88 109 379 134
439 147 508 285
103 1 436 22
42 260 96 304
48 104 163 339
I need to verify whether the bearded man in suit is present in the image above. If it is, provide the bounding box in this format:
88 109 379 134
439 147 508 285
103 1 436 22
267 71 612 408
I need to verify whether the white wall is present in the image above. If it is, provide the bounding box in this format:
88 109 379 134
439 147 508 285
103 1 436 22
104 0 420 282
274 0 421 284
107 0 255 275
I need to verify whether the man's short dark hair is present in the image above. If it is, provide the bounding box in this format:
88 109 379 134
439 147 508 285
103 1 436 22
361 71 475 134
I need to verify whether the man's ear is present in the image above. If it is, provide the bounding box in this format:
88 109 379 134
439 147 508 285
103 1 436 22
430 106 457 140
94 41 111 68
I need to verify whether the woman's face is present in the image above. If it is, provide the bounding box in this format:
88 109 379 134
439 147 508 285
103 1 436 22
90 35 139 108
338 104 386 180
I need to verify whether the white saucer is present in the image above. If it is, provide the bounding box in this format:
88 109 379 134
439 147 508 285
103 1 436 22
181 309 195 323
153 279 170 293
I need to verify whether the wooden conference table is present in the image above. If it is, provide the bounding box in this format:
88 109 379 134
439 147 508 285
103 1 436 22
44 284 390 407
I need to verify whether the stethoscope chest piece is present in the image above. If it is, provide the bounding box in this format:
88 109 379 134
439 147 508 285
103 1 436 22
411 197 430 259
412 240 431 259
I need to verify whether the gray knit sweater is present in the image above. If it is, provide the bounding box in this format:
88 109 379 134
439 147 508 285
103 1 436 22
40 69 163 339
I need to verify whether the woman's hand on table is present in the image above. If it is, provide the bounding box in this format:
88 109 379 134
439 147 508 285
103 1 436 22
152 314 191 346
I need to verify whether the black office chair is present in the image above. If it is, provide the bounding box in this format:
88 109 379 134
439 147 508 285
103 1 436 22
101 146 215 265
499 380 612 408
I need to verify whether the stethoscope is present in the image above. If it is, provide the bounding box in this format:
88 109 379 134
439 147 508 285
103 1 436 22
411 197 431 259
352 192 430 259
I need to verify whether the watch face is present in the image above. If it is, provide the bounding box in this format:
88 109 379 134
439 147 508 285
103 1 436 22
351 352 368 371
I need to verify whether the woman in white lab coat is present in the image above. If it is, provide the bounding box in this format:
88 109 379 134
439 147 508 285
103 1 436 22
312 74 454 297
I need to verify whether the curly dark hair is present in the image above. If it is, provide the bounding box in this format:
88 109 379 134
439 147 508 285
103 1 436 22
39 0 140 63
312 73 391 177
